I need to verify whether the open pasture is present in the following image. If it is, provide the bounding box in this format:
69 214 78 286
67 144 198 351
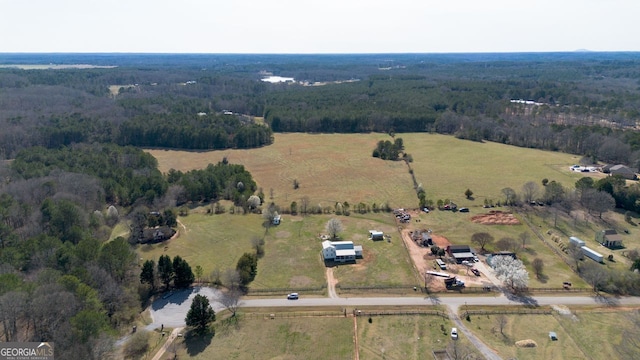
171 310 463 360
174 316 354 360
468 306 640 360
147 133 584 210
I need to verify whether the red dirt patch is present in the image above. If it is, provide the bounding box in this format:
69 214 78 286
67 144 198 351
471 210 520 225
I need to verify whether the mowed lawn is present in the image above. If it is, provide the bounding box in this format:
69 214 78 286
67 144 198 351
247 212 417 290
136 212 265 277
331 213 418 288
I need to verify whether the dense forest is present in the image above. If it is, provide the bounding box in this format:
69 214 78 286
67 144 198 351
1 52 640 357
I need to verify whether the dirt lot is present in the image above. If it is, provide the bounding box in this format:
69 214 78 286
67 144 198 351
471 210 520 225
399 210 495 291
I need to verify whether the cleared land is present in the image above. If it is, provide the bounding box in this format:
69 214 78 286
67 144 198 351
147 133 585 210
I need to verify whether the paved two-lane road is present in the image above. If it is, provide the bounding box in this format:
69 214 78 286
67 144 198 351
148 286 640 328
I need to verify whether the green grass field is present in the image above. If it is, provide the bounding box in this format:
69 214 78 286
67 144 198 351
174 316 355 360
468 307 640 360
170 309 468 360
147 133 586 210
142 133 607 290
136 212 264 277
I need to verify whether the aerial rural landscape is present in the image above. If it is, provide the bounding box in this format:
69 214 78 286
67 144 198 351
1 51 640 360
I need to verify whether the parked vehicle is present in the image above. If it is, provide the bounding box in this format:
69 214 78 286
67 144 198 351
451 328 458 340
471 268 481 276
436 259 447 270
287 293 299 300
459 207 469 212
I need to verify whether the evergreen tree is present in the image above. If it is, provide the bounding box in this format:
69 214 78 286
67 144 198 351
173 256 195 289
236 252 258 286
185 294 215 334
158 255 173 290
140 260 155 290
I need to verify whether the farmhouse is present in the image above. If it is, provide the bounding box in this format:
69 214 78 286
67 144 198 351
368 230 384 241
322 240 363 263
596 229 623 249
446 245 475 263
602 164 637 180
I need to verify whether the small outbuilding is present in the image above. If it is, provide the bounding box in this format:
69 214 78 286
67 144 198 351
368 230 384 241
446 245 475 263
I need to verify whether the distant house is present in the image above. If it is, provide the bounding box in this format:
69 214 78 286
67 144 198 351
446 245 475 263
368 230 384 241
140 226 176 244
322 240 363 263
596 229 623 249
602 164 637 180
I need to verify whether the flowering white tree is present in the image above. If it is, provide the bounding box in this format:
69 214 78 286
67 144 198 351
247 195 261 210
325 218 344 239
492 256 529 290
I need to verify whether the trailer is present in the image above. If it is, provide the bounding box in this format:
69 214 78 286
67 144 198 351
569 236 585 247
581 246 603 263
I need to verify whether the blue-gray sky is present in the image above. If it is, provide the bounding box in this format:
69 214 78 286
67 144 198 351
1 0 638 53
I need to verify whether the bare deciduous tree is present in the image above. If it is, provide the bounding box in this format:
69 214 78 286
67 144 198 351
496 314 508 337
223 269 242 290
220 288 242 316
521 181 539 204
532 258 544 279
471 232 494 252
251 236 265 258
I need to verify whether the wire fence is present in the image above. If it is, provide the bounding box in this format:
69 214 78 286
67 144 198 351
464 308 552 316
244 286 326 296
354 309 449 319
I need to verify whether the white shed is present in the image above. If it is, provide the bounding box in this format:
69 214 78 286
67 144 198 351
369 230 384 240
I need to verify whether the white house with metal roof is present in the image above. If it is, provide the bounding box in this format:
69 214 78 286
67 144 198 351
322 240 363 262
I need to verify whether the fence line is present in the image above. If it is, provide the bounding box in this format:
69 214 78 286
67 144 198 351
354 309 449 319
465 309 552 316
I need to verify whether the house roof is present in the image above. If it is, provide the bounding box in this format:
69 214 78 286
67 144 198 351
322 240 334 250
448 245 472 253
610 165 635 175
336 249 356 257
452 252 475 259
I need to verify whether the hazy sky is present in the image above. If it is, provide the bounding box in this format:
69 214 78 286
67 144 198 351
1 0 638 53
